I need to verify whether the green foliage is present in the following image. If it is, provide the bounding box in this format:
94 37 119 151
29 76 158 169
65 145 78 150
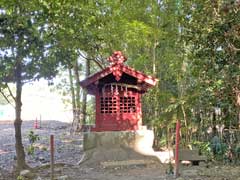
165 162 174 175
192 141 213 160
180 0 240 125
27 145 35 157
0 1 57 81
17 175 24 180
192 139 230 162
214 143 228 161
28 131 40 144
27 131 40 157
234 145 240 163
235 145 240 155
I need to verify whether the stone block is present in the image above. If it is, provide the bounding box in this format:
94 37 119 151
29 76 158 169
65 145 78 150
81 130 160 166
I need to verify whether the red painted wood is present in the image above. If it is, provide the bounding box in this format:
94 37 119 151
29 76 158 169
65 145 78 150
80 51 158 132
92 85 140 131
80 64 158 95
50 135 54 180
174 120 181 177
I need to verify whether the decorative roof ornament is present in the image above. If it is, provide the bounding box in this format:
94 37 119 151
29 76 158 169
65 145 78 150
80 50 158 93
108 51 127 81
108 51 127 65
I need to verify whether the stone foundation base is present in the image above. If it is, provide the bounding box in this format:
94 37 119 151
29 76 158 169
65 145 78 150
80 130 160 166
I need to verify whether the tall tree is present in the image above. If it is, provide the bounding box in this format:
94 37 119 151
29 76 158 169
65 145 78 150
181 0 240 128
0 0 59 171
81 58 90 127
41 1 108 130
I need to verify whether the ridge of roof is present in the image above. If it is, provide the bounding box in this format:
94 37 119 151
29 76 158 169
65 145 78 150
80 64 158 88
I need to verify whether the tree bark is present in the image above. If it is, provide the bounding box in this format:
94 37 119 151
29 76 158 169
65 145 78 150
181 104 189 144
68 66 76 118
81 59 90 127
152 40 158 76
236 90 240 129
14 59 28 171
68 65 78 132
73 59 81 131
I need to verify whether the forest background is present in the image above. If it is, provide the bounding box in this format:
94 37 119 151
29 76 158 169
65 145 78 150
0 0 239 171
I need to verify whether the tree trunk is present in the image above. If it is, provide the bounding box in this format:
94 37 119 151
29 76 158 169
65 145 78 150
181 104 189 145
68 66 76 118
238 111 240 129
14 59 28 171
152 40 158 76
73 59 81 131
236 90 240 129
68 65 77 132
81 59 90 127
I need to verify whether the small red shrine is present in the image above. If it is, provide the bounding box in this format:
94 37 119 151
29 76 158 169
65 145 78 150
80 51 158 131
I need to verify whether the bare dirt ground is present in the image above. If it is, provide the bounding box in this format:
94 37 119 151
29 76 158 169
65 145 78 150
23 162 240 180
0 120 240 180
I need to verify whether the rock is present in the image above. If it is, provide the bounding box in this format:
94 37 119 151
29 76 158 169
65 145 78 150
20 169 31 176
57 175 69 180
39 156 49 163
176 177 185 180
198 161 206 167
20 169 35 179
182 169 198 176
230 167 240 176
39 156 45 161
34 176 42 180
199 168 214 176
55 167 62 173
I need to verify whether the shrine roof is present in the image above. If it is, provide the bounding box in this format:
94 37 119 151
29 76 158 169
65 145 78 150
80 64 157 86
80 51 158 94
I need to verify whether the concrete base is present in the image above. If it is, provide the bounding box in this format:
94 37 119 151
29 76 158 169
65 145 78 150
80 130 160 166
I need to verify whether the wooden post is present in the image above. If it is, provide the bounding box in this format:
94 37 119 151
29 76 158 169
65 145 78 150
174 120 181 178
39 115 42 129
50 135 54 180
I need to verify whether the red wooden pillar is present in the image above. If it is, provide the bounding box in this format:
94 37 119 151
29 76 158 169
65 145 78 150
50 135 54 180
174 120 181 178
137 93 142 129
95 91 100 130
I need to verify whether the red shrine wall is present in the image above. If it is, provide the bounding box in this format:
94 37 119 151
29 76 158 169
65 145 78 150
92 84 142 131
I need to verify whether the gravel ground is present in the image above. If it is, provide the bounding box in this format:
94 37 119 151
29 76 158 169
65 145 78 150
0 120 83 172
1 121 240 180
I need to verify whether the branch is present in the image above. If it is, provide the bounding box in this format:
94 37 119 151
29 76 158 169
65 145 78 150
225 38 240 52
6 84 16 102
78 51 104 70
229 43 240 52
91 58 105 70
0 90 15 107
22 79 37 84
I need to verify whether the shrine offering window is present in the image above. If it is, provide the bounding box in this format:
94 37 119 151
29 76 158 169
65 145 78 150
100 97 117 114
120 97 136 113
